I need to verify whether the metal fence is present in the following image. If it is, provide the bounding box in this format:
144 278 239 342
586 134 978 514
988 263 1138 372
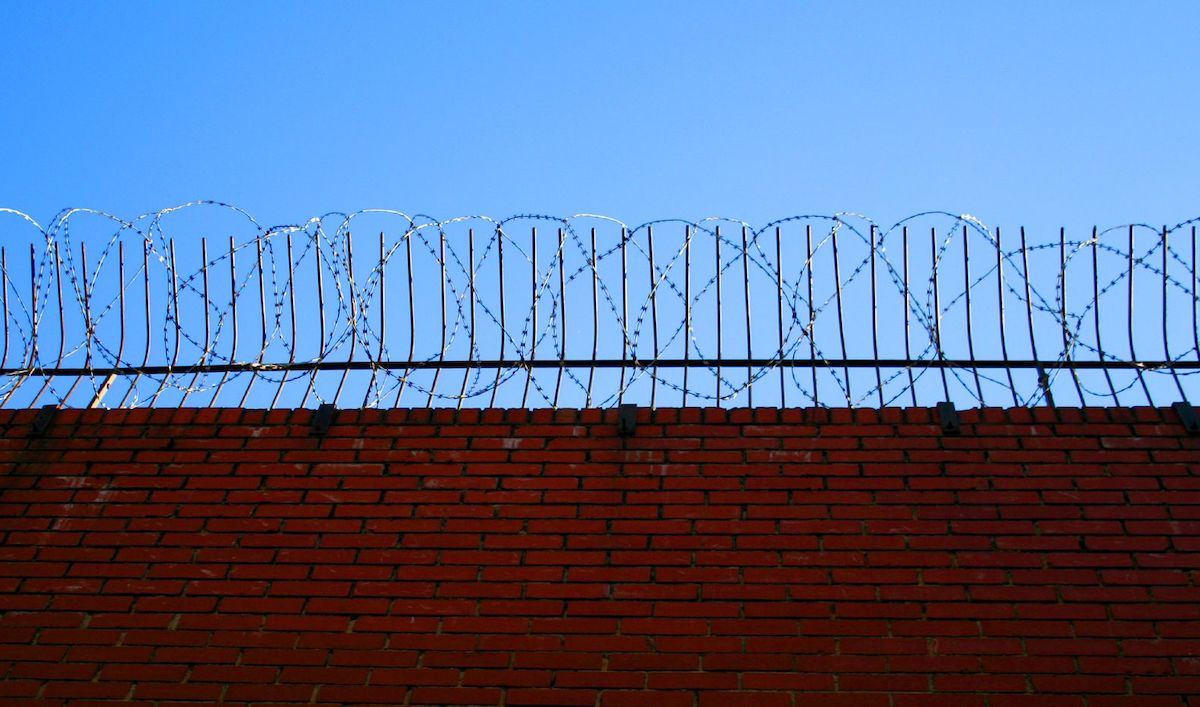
1 203 1198 409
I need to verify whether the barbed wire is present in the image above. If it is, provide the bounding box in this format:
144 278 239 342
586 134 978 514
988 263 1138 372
1 202 1197 409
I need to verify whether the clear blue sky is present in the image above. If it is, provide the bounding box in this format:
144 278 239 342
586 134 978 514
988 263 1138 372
1 2 1198 409
2 1 1197 231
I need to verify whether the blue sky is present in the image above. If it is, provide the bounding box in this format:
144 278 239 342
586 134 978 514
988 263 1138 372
2 1 1197 231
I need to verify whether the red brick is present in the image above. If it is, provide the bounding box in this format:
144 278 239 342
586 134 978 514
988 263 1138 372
279 666 370 684
190 665 278 682
409 687 503 704
601 692 695 707
935 674 1027 692
43 682 133 699
1034 675 1127 693
986 699 1082 707
224 683 315 701
508 688 598 705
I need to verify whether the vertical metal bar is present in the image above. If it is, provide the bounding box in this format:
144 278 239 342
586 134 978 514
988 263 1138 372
28 243 39 368
963 225 984 403
15 243 39 405
1 247 8 377
61 242 90 405
806 225 817 405
30 241 65 406
149 240 181 406
1161 226 1187 402
129 237 148 405
648 225 659 408
169 241 182 401
586 227 598 407
88 241 122 409
9 244 42 406
1060 227 1086 404
364 231 385 408
182 239 208 406
1127 226 1153 403
903 227 916 407
83 244 91 371
553 227 566 407
0 245 35 407
394 229 416 407
209 237 238 407
831 227 851 405
529 226 540 407
1020 227 1052 406
683 225 691 407
931 228 950 403
995 228 1020 406
271 235 295 409
1091 229 1119 404
741 225 753 407
494 225 513 405
775 226 785 407
332 232 357 407
426 228 447 408
120 239 153 407
869 225 883 407
618 226 628 404
54 243 65 370
111 242 126 405
238 237 268 407
1193 226 1199 373
301 233 324 408
80 243 93 381
715 225 723 404
520 223 540 405
490 225 506 408
457 227 475 409
166 240 182 402
522 226 536 408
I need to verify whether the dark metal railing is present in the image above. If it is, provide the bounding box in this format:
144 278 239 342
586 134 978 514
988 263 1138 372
1 203 1197 409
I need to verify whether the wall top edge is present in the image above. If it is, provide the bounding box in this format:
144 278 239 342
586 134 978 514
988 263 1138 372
0 405 1190 430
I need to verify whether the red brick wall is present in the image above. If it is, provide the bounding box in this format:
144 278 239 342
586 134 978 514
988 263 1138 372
1 406 1198 706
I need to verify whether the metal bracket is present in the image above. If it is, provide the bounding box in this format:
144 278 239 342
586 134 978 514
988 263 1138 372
617 404 638 437
1173 402 1200 434
1037 367 1056 407
32 404 57 436
87 373 118 409
937 401 961 435
312 403 336 435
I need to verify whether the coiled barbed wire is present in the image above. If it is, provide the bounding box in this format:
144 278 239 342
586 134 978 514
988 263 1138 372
1 202 1197 409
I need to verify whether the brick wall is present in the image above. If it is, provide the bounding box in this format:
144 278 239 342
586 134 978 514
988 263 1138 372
1 405 1198 706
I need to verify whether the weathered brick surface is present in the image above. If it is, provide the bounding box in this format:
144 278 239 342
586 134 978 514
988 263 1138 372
0 405 1199 705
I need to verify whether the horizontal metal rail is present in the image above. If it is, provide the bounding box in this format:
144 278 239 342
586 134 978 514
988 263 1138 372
4 358 1198 377
1 203 1198 409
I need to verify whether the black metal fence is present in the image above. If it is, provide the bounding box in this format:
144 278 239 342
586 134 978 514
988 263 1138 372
1 203 1197 409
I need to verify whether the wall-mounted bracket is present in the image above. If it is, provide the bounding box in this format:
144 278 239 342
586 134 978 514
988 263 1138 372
937 401 961 435
87 373 118 409
617 404 638 437
32 404 57 436
312 403 336 435
1037 367 1056 408
1173 402 1200 434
